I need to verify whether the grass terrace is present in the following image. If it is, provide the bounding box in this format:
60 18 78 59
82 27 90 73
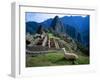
48 33 60 40
26 50 89 67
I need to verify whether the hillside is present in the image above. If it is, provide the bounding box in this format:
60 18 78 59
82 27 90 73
26 15 89 47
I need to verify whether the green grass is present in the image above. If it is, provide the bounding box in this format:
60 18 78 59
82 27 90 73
48 33 60 39
26 51 89 67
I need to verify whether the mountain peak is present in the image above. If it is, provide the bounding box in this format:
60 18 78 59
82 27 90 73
50 16 60 29
53 16 59 21
50 16 65 34
54 15 59 18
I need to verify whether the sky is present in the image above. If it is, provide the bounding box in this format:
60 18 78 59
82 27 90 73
25 12 87 23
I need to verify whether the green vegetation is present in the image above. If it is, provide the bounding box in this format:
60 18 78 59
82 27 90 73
76 41 89 56
48 33 60 40
26 51 89 67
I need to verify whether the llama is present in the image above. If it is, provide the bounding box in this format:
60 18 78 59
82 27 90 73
62 48 78 64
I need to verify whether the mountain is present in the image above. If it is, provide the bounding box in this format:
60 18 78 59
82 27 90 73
81 16 90 47
64 24 76 39
36 25 46 34
60 16 89 47
26 15 89 47
26 22 39 34
41 18 52 28
50 16 65 34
